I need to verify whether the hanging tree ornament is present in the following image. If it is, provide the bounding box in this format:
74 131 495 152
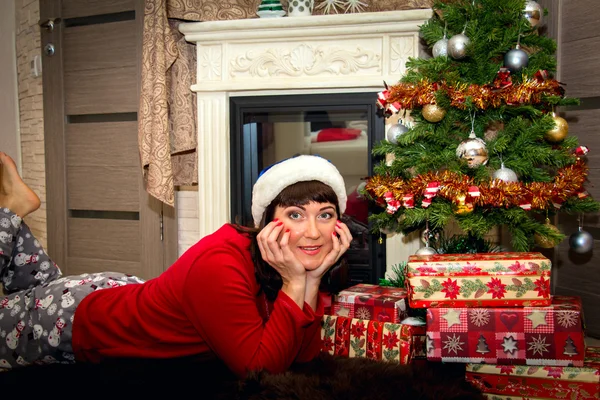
504 27 528 73
448 23 471 60
422 104 446 123
432 22 449 58
544 112 569 143
456 112 488 168
569 214 594 254
416 219 438 255
386 121 409 144
493 162 518 182
534 217 561 249
524 0 543 28
504 44 529 73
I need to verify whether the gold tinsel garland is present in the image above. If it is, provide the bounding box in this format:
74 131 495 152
366 158 589 212
386 76 564 110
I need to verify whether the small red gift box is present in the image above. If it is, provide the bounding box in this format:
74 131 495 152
320 314 426 364
406 252 552 308
426 295 585 366
465 347 600 399
332 283 408 323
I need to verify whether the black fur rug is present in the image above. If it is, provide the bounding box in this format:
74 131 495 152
0 354 484 399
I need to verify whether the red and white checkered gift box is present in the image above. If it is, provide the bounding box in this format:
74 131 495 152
332 284 408 323
426 295 585 366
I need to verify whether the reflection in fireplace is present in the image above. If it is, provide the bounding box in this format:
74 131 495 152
230 92 386 287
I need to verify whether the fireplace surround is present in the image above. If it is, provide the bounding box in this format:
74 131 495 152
179 9 432 275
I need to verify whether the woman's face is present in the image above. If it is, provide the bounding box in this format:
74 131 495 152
272 201 338 271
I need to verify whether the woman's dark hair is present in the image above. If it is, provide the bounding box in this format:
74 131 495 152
233 180 348 301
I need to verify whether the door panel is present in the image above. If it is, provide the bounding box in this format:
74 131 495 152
63 21 136 70
66 121 139 166
67 166 140 211
40 0 176 280
64 67 138 114
61 0 136 19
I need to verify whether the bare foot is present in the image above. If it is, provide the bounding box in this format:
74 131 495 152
0 152 40 217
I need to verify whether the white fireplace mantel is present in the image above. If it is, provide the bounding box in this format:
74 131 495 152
179 10 432 261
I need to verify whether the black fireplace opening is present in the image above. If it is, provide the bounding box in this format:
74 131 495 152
230 92 386 287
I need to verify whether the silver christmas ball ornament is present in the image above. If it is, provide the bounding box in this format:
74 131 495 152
386 122 409 144
448 33 471 60
432 37 448 58
524 0 543 28
569 228 594 254
415 246 438 256
492 163 518 182
456 132 489 168
504 46 529 73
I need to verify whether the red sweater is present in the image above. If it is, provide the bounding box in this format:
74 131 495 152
72 224 324 377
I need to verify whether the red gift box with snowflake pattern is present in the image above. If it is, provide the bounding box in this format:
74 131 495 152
465 347 600 399
406 252 552 308
426 295 585 366
320 315 426 364
332 284 408 323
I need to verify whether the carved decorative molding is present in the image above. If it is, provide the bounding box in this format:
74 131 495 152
390 36 415 75
230 44 380 78
199 45 223 81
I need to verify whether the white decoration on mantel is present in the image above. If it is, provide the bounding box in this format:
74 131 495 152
344 0 368 13
315 0 345 14
390 36 415 75
230 44 380 78
178 10 432 269
199 45 222 80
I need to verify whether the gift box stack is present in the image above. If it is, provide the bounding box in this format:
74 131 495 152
320 283 427 365
406 252 593 398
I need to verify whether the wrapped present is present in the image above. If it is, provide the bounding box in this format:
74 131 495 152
320 314 426 364
465 346 600 399
426 295 585 366
332 283 408 323
406 252 552 308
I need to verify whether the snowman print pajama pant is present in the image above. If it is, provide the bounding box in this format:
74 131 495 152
0 208 144 370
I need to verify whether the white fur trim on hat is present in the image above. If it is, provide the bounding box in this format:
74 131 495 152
252 155 347 227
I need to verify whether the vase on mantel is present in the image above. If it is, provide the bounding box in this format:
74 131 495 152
288 0 314 17
257 0 286 18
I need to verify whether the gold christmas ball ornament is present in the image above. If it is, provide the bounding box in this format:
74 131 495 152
422 104 446 123
534 218 561 249
544 114 569 143
455 195 474 214
456 132 489 168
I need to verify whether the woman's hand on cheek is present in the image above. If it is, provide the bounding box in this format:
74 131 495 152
306 220 353 282
257 220 306 286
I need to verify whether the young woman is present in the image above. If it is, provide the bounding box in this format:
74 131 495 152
0 152 352 377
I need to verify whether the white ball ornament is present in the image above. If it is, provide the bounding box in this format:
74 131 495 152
448 33 471 60
386 122 409 144
432 37 448 58
492 163 518 182
415 246 437 256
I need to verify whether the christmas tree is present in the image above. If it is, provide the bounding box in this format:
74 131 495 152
366 0 600 252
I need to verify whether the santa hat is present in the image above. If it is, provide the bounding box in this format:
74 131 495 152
251 155 347 227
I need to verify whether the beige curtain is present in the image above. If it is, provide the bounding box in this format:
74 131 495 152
138 0 433 206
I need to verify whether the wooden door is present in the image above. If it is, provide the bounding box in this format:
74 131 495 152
539 0 600 338
39 0 177 279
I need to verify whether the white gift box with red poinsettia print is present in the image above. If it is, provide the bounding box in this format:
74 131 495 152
406 252 552 308
426 295 585 367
